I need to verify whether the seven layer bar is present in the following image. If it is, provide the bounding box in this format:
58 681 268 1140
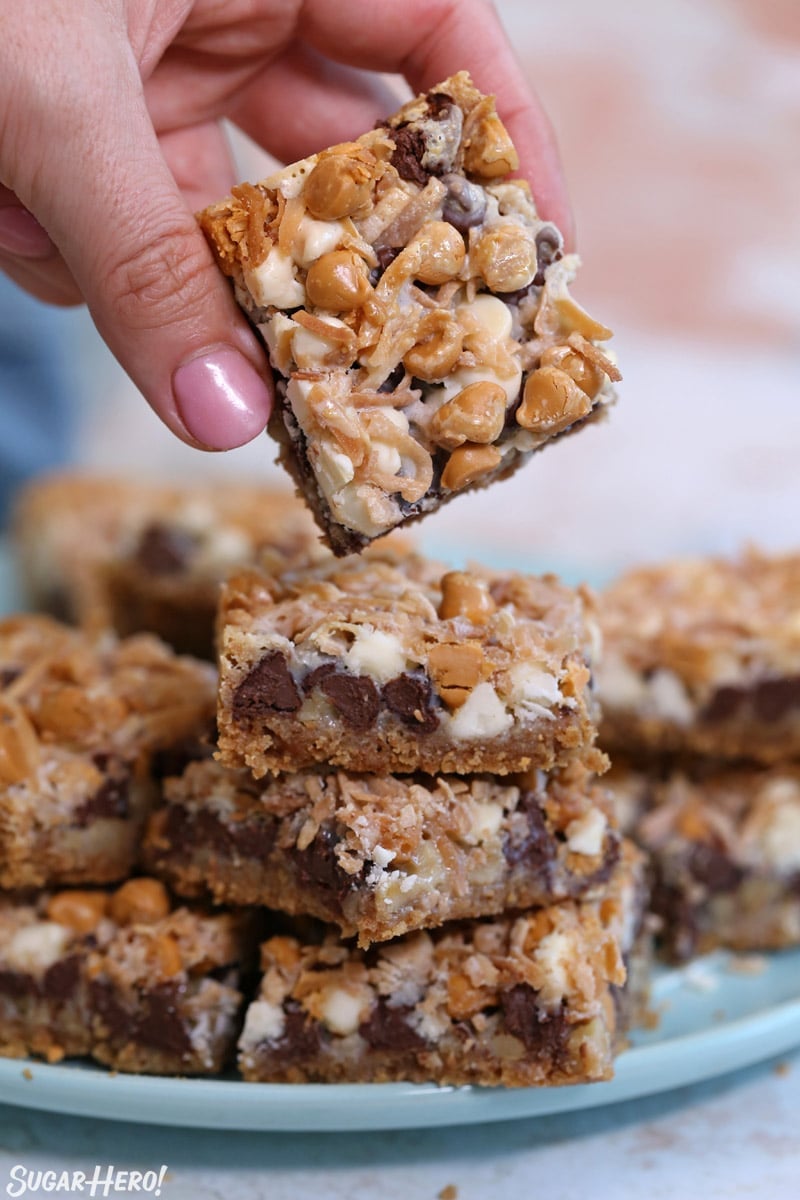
199 71 619 554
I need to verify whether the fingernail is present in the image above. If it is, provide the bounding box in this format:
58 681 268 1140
173 348 272 450
0 206 54 258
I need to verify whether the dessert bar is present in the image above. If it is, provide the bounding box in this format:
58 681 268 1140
12 473 325 658
238 842 646 1086
199 72 619 554
217 550 602 776
597 550 800 764
145 758 618 945
611 761 800 961
0 615 216 889
0 878 253 1073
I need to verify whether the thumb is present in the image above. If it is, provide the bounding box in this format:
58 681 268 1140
22 58 271 450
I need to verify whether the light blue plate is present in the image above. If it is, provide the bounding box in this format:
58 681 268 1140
1 951 799 1130
2 538 800 1129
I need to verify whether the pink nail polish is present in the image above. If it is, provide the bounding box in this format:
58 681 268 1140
173 349 272 450
0 206 53 258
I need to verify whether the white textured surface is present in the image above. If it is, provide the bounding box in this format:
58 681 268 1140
1 1056 799 1199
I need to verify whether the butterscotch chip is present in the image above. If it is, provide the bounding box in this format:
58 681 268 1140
198 71 618 555
110 878 171 927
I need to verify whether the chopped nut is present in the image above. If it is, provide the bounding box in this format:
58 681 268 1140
428 381 507 449
0 700 39 785
264 935 302 972
153 933 183 978
447 970 493 1018
34 685 127 742
438 571 497 622
110 878 171 926
305 249 372 311
463 100 519 178
540 344 605 399
303 148 377 221
472 223 538 293
440 442 502 491
403 311 463 381
428 641 486 709
46 890 109 934
516 366 592 435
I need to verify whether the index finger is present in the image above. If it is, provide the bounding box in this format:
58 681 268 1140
300 0 574 244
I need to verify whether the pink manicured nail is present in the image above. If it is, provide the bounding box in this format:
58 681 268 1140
173 349 272 450
0 206 53 258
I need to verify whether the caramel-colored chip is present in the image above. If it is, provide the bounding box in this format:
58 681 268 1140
110 878 171 926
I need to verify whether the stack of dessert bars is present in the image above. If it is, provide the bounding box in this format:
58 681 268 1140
146 547 649 1086
0 70 651 1084
597 549 800 962
1 492 649 1085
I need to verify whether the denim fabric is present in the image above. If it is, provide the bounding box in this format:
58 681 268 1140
0 275 81 525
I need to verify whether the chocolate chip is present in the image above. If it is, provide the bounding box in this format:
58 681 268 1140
318 673 380 730
441 173 487 234
686 842 745 894
753 676 800 722
134 522 197 575
0 667 21 689
425 92 453 119
74 767 131 825
42 954 82 1002
302 663 337 694
137 983 194 1058
267 1000 322 1063
650 876 699 962
390 126 429 185
504 792 556 884
500 984 568 1057
294 823 361 909
382 673 440 733
359 999 426 1052
376 245 401 275
90 978 130 1038
533 225 564 287
233 651 302 720
0 968 38 998
701 684 745 724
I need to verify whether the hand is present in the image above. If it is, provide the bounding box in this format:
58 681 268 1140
0 0 571 450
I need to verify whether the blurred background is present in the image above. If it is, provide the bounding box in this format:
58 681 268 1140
1 0 798 580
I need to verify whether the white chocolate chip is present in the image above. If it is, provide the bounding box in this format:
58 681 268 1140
240 999 286 1048
507 663 565 717
292 316 350 368
533 929 573 1004
372 844 396 869
320 987 366 1036
465 294 513 340
470 800 504 841
315 442 357 494
448 682 513 740
343 627 407 682
294 216 346 268
646 669 694 725
5 922 71 973
246 246 305 308
565 809 608 857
